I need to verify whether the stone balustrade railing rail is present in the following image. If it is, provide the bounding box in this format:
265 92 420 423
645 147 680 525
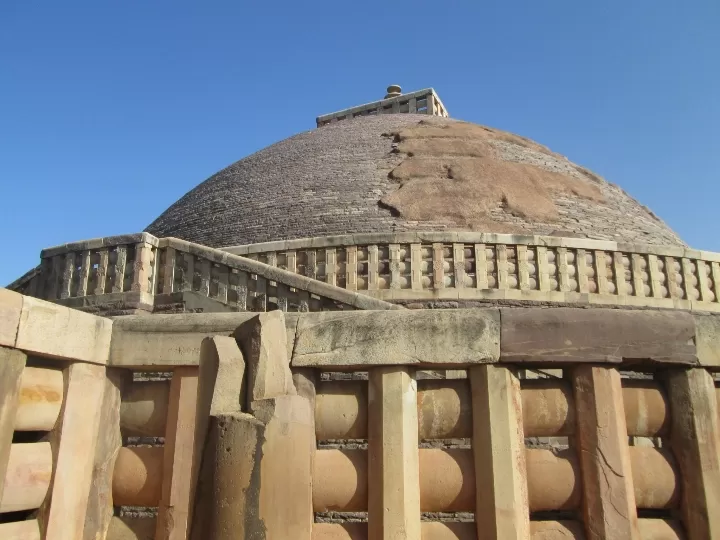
10 231 720 313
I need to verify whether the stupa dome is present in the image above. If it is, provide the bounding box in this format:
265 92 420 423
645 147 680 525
146 113 683 248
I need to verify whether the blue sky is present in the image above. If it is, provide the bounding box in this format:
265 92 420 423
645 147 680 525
1 1 718 286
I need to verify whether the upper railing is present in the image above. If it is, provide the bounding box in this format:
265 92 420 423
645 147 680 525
225 232 720 312
10 231 720 313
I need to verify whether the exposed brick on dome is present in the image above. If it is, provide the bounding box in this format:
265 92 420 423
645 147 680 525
146 115 684 248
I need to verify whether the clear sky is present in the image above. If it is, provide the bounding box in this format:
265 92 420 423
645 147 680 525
1 1 718 286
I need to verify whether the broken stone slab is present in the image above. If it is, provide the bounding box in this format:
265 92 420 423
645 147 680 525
234 311 296 411
292 309 500 368
500 308 697 365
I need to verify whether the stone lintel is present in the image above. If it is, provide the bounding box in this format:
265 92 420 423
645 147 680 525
292 309 500 368
500 308 697 365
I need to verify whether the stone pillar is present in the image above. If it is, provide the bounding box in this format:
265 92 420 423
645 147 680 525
665 368 720 539
470 365 529 540
368 367 421 539
572 366 640 540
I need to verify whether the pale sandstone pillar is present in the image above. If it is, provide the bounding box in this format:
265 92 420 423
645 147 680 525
665 368 720 539
368 367 421 539
156 367 200 540
253 395 314 540
83 369 124 540
572 365 640 540
189 412 266 540
470 365 529 540
0 347 25 502
41 362 107 540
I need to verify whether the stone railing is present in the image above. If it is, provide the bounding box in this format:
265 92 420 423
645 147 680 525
10 233 398 313
11 231 720 313
224 232 720 312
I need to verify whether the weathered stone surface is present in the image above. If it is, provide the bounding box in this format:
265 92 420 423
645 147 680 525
311 522 368 540
694 313 720 367
107 516 156 540
0 347 25 501
15 366 63 432
112 447 163 507
315 381 367 440
665 368 720 539
190 412 265 540
252 395 314 540
526 448 581 512
120 380 169 437
636 519 683 540
83 370 123 540
421 521 476 539
622 381 669 438
156 367 199 540
471 365 529 540
529 520 585 539
0 442 52 512
109 312 261 369
501 308 696 364
198 336 245 417
235 311 296 409
629 447 679 509
0 519 42 540
293 309 500 368
419 449 474 512
417 379 472 440
0 288 23 347
313 449 367 512
16 296 112 364
522 380 574 437
368 367 421 539
572 366 639 540
42 362 107 540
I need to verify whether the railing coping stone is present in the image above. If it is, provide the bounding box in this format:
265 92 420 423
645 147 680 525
40 232 159 258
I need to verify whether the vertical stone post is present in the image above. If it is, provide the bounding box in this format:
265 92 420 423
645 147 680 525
131 240 154 294
470 365 529 540
0 347 26 502
572 365 639 540
156 367 200 540
666 368 720 539
368 367 421 539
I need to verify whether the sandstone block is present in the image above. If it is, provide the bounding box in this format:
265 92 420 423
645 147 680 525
235 311 296 409
190 412 265 540
529 520 585 539
368 367 421 539
112 447 163 507
120 380 169 437
198 336 245 417
0 519 41 540
419 449 475 512
421 522 477 539
0 442 52 512
315 380 367 440
311 523 367 540
417 379 472 440
470 365 529 540
313 449 367 512
501 308 696 364
0 288 23 347
252 395 314 540
107 516 156 540
83 370 123 540
16 296 112 364
572 365 639 540
293 309 500 368
694 313 720 367
15 366 63 432
0 346 25 501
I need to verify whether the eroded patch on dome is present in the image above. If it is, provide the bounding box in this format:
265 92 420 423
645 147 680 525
380 120 605 229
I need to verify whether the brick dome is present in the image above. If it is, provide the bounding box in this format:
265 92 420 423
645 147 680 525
146 114 684 248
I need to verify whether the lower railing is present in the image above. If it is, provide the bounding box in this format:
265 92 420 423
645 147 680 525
3 289 720 539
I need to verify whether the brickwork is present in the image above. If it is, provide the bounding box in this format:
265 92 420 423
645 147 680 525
146 114 684 249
